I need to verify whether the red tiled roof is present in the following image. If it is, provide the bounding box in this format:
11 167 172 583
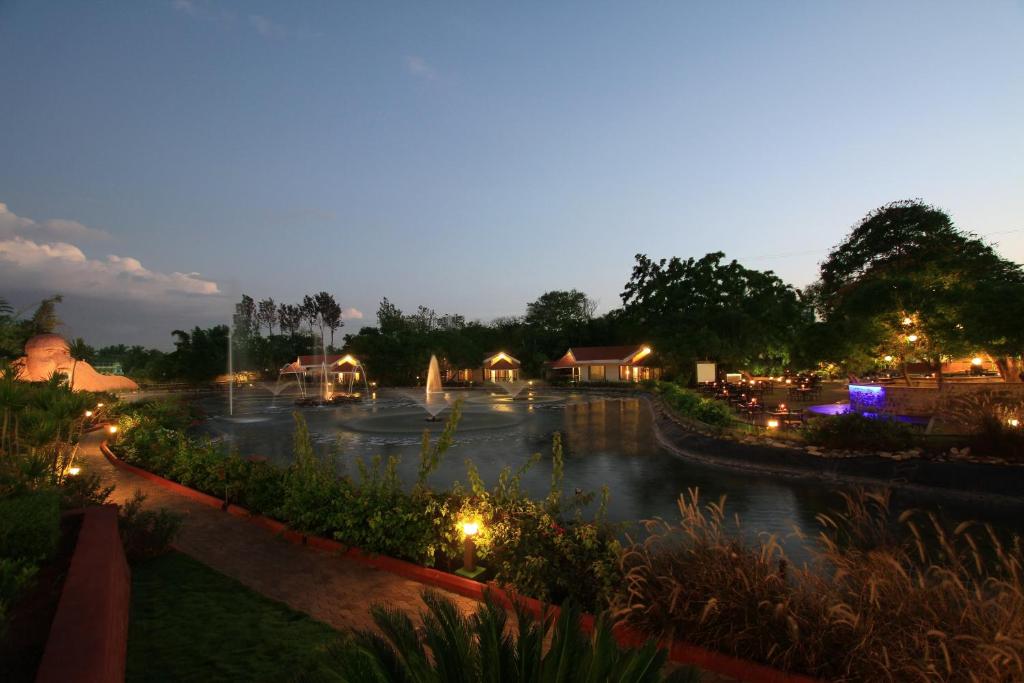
567 346 645 362
548 345 654 368
298 354 343 367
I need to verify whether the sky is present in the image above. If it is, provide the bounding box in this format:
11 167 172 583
1 1 1022 349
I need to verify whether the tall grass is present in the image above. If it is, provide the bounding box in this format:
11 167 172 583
613 488 1024 681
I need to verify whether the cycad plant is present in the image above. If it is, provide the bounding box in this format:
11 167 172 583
333 589 697 682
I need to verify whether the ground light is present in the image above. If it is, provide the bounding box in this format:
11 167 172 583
67 466 81 476
767 419 780 430
84 410 93 417
455 520 485 579
972 357 983 366
1010 418 1021 428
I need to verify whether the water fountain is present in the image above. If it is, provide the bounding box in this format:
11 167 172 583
412 354 449 421
495 379 531 399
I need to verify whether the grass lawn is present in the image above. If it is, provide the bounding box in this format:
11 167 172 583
128 552 343 682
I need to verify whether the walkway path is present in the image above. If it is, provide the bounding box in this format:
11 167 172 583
77 430 481 634
79 430 729 681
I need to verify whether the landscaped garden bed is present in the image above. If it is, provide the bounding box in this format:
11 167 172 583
103 396 1024 681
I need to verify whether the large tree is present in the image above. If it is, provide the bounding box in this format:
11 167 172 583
256 298 277 336
814 200 1024 381
621 252 809 379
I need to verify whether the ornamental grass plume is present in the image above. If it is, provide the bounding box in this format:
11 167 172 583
613 488 1024 682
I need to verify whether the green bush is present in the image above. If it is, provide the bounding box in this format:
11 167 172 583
118 490 183 562
0 558 37 634
653 381 733 428
803 412 916 451
113 404 625 611
0 489 60 562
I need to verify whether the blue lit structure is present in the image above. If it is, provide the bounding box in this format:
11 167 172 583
848 384 886 412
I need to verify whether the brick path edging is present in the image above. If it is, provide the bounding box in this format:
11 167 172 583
100 439 817 683
37 505 130 683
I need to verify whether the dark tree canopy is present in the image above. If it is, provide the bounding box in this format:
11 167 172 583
814 200 1024 379
621 252 809 377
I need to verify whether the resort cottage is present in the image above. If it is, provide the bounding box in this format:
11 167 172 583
546 345 661 383
445 351 522 383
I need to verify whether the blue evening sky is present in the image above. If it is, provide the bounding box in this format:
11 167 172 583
1 1 1021 346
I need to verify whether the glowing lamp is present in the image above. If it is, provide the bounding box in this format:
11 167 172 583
883 355 893 362
1009 418 1020 428
767 419 780 429
778 403 787 411
906 334 918 343
456 520 484 579
902 317 913 326
97 403 104 408
108 425 118 435
84 410 93 417
971 357 983 366
785 379 792 385
68 466 81 476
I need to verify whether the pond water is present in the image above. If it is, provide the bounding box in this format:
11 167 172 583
194 388 1022 555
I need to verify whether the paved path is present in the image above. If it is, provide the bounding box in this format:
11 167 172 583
77 431 481 634
79 431 728 681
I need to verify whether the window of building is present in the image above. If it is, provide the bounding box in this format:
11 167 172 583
619 365 629 380
589 365 605 381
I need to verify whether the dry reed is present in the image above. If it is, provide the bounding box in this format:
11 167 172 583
612 488 1024 682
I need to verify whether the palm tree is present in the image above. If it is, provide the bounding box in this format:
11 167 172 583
332 589 697 682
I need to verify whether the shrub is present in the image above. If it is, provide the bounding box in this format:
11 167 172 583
279 414 343 537
803 411 916 451
0 489 60 561
239 459 285 516
614 488 1024 682
0 558 37 634
972 413 1024 460
333 588 698 682
653 381 732 428
118 490 183 562
59 471 115 510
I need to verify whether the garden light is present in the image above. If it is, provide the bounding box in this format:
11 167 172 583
906 334 918 343
767 419 780 429
68 466 81 476
108 425 118 435
97 403 104 408
84 410 93 417
902 317 913 326
883 355 893 362
456 520 485 579
972 357 983 366
1009 418 1020 428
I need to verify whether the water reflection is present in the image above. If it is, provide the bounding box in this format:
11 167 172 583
197 389 1022 555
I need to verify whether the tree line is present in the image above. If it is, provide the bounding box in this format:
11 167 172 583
4 200 1023 385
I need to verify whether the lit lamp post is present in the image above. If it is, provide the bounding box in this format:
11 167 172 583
107 424 119 443
455 520 485 579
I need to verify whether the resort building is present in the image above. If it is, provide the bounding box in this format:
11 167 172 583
280 354 365 385
546 345 661 383
444 351 522 383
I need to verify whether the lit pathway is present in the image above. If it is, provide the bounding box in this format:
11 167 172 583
76 430 481 634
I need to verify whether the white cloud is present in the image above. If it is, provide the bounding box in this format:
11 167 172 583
0 203 221 308
342 307 364 320
0 202 110 241
0 236 220 300
405 56 437 81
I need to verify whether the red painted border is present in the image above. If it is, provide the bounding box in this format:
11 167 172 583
37 505 130 683
100 439 818 683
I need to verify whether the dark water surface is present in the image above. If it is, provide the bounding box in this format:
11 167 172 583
194 388 1023 555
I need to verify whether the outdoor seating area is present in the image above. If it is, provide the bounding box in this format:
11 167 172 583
698 374 824 429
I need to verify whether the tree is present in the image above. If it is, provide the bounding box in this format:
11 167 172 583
525 289 596 332
814 200 1024 382
67 337 95 363
29 295 63 335
621 252 809 379
232 295 258 339
256 298 277 336
314 291 343 348
277 303 302 337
